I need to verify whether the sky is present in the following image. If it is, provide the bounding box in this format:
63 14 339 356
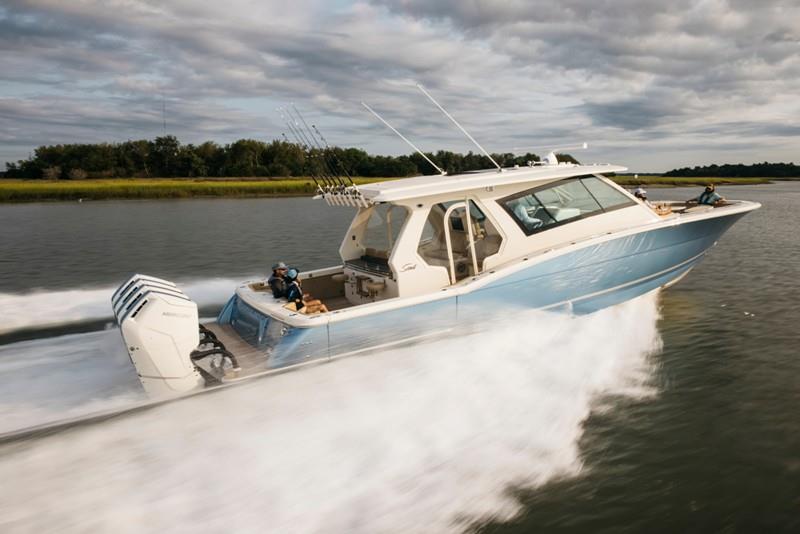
1 0 798 172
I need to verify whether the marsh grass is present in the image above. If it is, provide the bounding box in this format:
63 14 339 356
612 176 772 187
0 177 396 202
0 175 772 202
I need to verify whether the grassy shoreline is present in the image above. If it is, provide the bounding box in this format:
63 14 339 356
0 178 395 202
612 176 772 187
0 176 775 202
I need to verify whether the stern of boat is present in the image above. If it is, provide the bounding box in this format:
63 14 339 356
112 274 247 397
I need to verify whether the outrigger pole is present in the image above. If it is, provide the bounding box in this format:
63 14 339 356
415 83 502 173
361 102 446 176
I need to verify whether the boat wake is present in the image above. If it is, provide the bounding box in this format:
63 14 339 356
0 277 245 339
0 329 144 435
0 291 663 533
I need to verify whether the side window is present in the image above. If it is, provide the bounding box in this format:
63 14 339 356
417 204 447 263
581 176 635 210
501 177 625 236
361 204 408 258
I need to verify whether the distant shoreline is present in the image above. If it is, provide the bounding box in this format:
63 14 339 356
0 177 392 203
0 176 775 203
612 176 773 187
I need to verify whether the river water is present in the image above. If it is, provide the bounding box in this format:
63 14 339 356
0 184 798 533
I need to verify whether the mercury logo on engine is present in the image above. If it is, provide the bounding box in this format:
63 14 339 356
162 312 192 318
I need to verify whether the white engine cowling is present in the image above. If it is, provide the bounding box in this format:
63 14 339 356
112 274 205 396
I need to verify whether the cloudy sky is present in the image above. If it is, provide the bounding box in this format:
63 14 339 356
1 0 798 171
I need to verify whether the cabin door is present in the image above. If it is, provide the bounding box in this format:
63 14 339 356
442 201 480 284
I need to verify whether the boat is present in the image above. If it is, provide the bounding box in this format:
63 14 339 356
110 91 760 398
111 163 759 397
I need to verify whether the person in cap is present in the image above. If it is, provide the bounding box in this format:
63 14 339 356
632 185 655 208
690 183 725 206
268 261 289 298
285 269 329 314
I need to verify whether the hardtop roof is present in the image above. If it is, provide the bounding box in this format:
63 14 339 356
359 163 628 203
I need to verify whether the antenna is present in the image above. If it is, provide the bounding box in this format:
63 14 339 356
361 102 446 175
415 83 501 172
510 142 588 165
161 95 167 136
510 142 588 153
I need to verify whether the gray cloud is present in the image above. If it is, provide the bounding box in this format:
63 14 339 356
376 1 800 103
0 0 798 171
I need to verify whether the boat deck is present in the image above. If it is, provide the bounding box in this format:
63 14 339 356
203 322 267 376
323 296 352 311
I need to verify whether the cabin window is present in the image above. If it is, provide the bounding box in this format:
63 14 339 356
499 176 635 236
417 199 503 279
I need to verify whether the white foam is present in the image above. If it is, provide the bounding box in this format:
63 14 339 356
0 330 144 433
0 292 662 534
0 278 247 335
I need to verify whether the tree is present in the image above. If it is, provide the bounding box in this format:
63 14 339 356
555 153 580 164
42 166 61 180
68 168 88 180
151 136 181 176
3 136 645 181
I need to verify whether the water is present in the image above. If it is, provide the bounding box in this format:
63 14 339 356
0 184 798 532
0 197 352 342
0 197 354 293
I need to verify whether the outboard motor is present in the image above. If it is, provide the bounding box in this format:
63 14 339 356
112 274 205 396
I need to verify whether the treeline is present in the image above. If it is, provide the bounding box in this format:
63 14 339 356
665 162 800 178
3 136 554 179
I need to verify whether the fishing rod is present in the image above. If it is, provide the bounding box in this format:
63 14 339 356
281 107 341 190
294 105 372 207
288 105 347 189
282 107 341 190
279 108 333 190
312 124 357 187
282 132 324 192
279 111 323 188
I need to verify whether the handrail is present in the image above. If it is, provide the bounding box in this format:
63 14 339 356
442 201 480 285
442 202 466 285
464 198 479 275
